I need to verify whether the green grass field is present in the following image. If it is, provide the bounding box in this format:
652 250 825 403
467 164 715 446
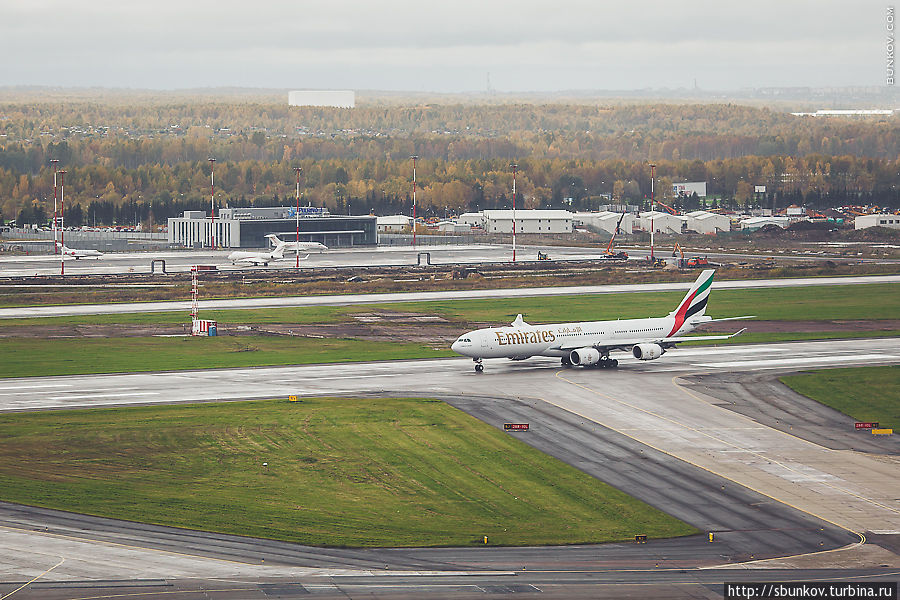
0 397 697 547
1 283 898 378
3 283 898 329
0 336 454 378
378 283 900 324
780 366 900 427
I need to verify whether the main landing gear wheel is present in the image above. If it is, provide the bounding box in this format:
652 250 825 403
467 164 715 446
561 356 572 367
597 357 619 369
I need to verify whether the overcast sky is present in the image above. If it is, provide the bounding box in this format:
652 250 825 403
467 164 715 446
0 0 893 92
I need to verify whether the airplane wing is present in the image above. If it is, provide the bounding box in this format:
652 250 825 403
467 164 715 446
554 329 746 352
700 316 755 323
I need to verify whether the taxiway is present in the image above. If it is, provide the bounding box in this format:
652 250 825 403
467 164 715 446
0 338 898 598
1 273 898 319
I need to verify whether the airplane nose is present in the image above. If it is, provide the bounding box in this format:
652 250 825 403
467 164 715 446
451 340 460 353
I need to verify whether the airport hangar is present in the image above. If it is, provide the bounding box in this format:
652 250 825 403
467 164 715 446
167 206 377 249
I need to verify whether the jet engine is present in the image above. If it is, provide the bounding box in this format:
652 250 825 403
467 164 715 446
632 343 664 360
569 347 601 366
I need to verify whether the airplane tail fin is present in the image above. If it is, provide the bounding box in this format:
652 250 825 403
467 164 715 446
265 233 283 248
271 242 287 259
668 269 715 322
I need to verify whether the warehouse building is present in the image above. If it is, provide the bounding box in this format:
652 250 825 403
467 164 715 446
685 211 731 234
376 215 413 233
738 216 793 231
168 206 376 248
573 211 635 235
854 214 900 230
637 211 687 234
481 210 574 234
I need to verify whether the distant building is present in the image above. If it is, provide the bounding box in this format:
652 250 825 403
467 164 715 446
684 211 730 234
637 211 687 234
790 109 895 117
573 211 634 235
168 206 375 248
739 216 793 231
433 220 472 234
376 215 413 233
457 212 485 228
482 210 574 234
288 90 355 108
854 214 900 230
672 181 707 197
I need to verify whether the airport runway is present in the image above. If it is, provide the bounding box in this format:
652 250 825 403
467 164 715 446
0 339 898 598
2 273 899 319
0 241 884 278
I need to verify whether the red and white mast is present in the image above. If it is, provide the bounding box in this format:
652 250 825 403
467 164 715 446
511 163 518 263
58 170 66 276
294 166 302 270
410 155 418 247
50 159 59 254
208 157 216 250
650 163 656 262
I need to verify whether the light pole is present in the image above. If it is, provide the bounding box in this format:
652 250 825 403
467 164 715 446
50 159 59 253
208 157 216 249
511 163 518 262
294 167 302 270
410 155 418 247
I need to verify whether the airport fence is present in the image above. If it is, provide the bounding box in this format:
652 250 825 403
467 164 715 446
378 233 477 246
1 228 171 252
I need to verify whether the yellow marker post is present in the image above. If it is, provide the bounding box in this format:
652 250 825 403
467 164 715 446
872 428 893 435
288 395 299 402
708 532 714 542
483 536 488 545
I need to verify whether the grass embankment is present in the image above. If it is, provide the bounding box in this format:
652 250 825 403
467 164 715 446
0 397 696 547
1 283 898 378
780 366 900 428
0 337 454 378
381 283 900 323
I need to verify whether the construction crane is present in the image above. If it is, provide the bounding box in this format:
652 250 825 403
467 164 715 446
653 200 678 215
672 242 685 268
602 213 629 260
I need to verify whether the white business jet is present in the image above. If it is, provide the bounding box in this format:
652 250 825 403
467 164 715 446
227 236 295 266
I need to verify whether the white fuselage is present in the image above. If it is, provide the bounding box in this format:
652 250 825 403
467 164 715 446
282 241 327 253
227 250 282 265
61 247 103 259
451 315 693 360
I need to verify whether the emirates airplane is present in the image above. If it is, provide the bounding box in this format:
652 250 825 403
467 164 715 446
451 269 751 372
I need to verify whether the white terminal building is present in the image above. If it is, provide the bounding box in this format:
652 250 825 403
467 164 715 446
288 90 355 108
168 206 376 248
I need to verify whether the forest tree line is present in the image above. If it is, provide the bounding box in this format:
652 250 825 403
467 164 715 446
2 98 899 225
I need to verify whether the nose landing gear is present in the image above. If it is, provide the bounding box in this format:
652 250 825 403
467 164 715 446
474 359 484 373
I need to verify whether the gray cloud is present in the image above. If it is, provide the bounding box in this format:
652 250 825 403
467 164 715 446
0 0 891 91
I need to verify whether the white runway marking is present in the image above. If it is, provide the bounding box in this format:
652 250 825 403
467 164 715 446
0 383 73 392
697 354 898 369
55 392 160 400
